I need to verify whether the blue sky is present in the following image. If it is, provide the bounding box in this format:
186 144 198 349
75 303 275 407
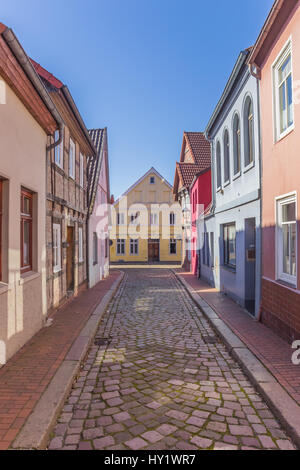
2 0 273 198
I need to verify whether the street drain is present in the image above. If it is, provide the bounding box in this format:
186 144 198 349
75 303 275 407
202 335 219 344
94 337 112 346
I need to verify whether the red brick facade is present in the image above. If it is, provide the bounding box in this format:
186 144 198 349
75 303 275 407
261 278 300 343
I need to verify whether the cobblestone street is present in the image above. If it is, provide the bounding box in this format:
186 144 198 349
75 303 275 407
48 269 295 450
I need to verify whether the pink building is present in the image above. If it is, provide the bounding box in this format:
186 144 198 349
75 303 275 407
88 128 110 287
249 0 300 341
190 169 212 276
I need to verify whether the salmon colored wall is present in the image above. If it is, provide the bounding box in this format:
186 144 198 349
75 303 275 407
260 5 300 290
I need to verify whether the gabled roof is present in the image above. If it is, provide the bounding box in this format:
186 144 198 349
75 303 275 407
88 128 107 215
173 132 211 198
31 59 96 156
182 132 211 167
0 23 61 134
248 0 298 68
114 167 172 206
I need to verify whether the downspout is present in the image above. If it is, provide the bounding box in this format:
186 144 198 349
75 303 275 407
249 63 263 322
86 162 90 289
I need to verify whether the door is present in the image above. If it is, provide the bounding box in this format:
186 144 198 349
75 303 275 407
66 226 74 292
148 239 160 262
245 218 256 315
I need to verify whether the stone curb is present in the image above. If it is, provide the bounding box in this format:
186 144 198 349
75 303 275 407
12 272 125 450
173 270 300 450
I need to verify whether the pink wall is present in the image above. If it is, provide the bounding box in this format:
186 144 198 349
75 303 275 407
260 5 300 290
191 169 212 275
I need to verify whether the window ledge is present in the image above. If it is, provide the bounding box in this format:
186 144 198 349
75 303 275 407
233 171 241 181
243 161 255 174
221 264 236 274
276 125 294 143
0 282 9 295
19 271 41 285
223 180 230 188
276 277 297 289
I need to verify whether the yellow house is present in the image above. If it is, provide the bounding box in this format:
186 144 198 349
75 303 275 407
110 168 182 263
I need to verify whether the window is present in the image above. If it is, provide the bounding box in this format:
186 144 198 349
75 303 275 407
117 213 125 225
233 114 241 175
244 97 254 167
69 138 75 179
223 223 236 268
170 239 177 255
0 180 2 281
130 212 139 225
93 232 98 265
54 130 63 168
150 176 155 184
223 130 230 183
202 232 209 266
78 226 83 262
130 239 139 255
170 212 176 226
117 239 125 255
150 213 158 225
53 224 61 273
216 141 222 189
277 194 297 285
273 42 293 140
80 153 84 188
105 236 109 258
210 232 214 267
21 188 33 273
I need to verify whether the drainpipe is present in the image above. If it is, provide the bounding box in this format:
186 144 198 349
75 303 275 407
249 63 263 322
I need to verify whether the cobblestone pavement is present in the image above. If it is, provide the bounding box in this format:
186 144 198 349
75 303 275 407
48 269 296 450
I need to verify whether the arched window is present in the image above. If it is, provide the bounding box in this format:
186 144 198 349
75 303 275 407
244 97 254 166
233 114 241 175
216 141 221 189
223 129 230 183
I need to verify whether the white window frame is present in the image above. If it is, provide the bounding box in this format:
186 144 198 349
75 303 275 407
170 212 176 226
276 192 297 286
78 226 84 262
53 223 61 273
69 138 75 179
272 38 294 142
80 153 84 188
54 130 63 168
169 239 177 255
116 239 125 255
150 213 159 226
117 212 125 226
130 239 139 256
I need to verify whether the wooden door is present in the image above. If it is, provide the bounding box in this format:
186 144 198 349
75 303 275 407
66 226 74 291
148 240 159 262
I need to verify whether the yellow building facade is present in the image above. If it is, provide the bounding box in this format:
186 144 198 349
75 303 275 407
110 168 182 263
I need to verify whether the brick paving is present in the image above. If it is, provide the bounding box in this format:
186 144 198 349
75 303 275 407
48 269 296 450
177 272 300 406
0 271 121 451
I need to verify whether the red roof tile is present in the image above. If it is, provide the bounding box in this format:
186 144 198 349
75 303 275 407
30 59 63 89
184 132 211 168
177 162 205 188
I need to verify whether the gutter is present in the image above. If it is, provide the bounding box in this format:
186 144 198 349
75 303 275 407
2 27 64 151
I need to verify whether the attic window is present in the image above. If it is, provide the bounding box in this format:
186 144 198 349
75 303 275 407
150 176 155 184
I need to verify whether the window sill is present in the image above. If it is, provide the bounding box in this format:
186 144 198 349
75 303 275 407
19 271 41 285
276 277 297 289
233 171 241 181
243 161 255 174
216 186 222 193
0 282 9 296
223 180 230 188
221 264 236 274
276 124 294 143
